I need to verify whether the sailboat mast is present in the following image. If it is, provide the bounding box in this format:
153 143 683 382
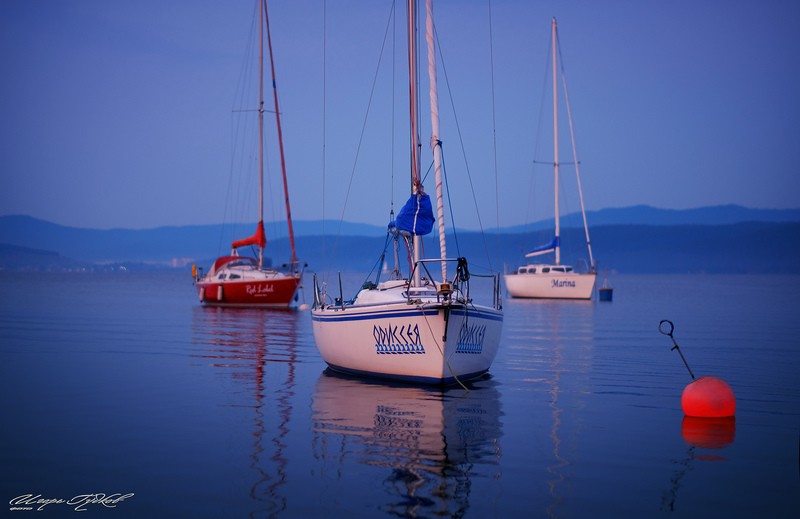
408 0 420 190
552 17 560 266
425 0 446 282
263 0 298 270
257 0 266 269
408 0 422 285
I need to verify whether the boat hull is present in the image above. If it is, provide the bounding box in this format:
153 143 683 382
196 274 300 308
505 271 596 300
311 302 503 385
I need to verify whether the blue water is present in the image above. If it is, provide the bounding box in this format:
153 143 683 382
1 272 798 517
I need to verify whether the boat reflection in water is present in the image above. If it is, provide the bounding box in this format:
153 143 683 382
191 306 301 517
311 371 503 517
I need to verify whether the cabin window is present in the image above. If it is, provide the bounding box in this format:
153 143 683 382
565 267 573 273
229 274 241 280
217 274 227 280
519 268 527 274
553 267 565 272
542 267 550 273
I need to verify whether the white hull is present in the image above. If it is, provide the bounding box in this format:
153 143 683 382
310 1 504 386
311 285 502 385
505 270 596 300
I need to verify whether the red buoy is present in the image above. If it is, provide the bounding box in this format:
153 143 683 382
681 376 736 418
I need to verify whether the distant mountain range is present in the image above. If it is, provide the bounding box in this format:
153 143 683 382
489 204 800 233
1 205 799 273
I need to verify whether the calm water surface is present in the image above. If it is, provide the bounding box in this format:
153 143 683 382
1 272 798 517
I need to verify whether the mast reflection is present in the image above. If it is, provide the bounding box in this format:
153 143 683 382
191 306 300 517
506 298 594 519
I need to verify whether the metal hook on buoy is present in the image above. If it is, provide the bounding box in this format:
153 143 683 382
659 319 696 380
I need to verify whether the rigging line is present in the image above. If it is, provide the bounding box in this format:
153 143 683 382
526 23 554 232
262 107 277 234
487 0 500 233
330 3 397 270
222 2 260 255
533 159 578 166
416 303 469 392
439 144 461 257
232 108 278 114
365 232 394 287
421 159 434 186
556 30 595 269
434 28 494 272
263 0 298 268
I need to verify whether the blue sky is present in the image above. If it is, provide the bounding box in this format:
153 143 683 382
2 0 799 230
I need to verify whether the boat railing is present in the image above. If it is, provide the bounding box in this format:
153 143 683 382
275 260 307 277
312 272 337 310
312 259 502 311
312 273 323 309
312 272 354 310
575 257 594 274
409 258 502 310
191 264 203 283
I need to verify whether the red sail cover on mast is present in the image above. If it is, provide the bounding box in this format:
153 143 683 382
231 220 267 249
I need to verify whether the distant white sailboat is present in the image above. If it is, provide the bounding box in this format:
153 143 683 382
505 18 597 300
311 0 503 385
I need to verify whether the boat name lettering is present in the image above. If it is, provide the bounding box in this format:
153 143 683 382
456 324 486 354
373 323 425 354
246 284 275 295
551 279 576 288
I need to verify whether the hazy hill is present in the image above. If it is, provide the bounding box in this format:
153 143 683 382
0 215 386 263
1 206 799 273
490 204 800 233
0 243 86 271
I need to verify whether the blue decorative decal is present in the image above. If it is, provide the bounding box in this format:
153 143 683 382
373 323 425 354
456 324 486 354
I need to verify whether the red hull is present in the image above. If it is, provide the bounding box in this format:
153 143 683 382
196 275 300 308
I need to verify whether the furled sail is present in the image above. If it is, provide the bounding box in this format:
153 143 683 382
231 220 267 249
525 236 559 258
395 193 434 236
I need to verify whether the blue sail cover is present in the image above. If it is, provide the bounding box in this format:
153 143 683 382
525 236 559 258
396 193 434 236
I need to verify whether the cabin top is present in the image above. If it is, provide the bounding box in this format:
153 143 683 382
516 265 574 275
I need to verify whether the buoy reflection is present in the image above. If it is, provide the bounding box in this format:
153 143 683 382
661 415 736 511
681 416 736 450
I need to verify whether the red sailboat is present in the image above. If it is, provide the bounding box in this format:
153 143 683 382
194 0 302 308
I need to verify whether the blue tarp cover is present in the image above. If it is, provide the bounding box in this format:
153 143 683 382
525 236 559 258
396 193 434 236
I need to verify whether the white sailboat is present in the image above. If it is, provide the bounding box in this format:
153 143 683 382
310 0 503 385
505 18 597 300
